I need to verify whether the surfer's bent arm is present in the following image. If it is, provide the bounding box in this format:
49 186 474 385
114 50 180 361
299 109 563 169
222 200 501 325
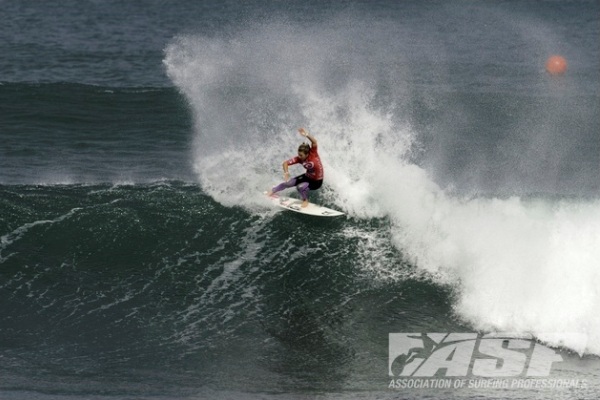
282 160 290 180
298 128 317 147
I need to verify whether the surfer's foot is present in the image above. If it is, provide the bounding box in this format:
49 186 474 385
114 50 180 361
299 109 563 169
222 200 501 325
301 199 309 208
266 191 273 196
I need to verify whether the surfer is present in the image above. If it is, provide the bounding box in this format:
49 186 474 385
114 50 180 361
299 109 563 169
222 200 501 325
267 128 324 208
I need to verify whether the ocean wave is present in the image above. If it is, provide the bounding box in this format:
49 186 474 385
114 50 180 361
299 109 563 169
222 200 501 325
165 16 600 356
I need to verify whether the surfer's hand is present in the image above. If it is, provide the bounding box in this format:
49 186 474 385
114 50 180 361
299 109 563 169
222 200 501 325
298 128 308 137
283 172 290 180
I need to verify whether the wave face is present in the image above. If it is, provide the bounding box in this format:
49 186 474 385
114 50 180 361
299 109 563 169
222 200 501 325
0 182 429 397
165 9 600 356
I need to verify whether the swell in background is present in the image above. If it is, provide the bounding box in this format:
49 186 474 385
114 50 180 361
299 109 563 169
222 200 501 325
165 5 600 355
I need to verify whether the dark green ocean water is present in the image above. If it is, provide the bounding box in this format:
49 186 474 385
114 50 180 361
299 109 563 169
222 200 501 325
1 1 599 399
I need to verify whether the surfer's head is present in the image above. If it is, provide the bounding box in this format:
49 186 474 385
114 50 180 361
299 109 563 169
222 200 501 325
298 143 310 160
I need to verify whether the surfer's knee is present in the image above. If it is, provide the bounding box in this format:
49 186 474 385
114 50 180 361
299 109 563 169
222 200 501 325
296 182 309 199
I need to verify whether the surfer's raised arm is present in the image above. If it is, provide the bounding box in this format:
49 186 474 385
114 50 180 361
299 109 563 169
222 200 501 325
298 128 317 147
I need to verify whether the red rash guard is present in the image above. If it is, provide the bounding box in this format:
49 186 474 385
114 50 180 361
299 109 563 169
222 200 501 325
286 144 324 180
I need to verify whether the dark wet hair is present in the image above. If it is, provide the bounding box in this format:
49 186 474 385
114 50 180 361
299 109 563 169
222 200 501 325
298 143 310 154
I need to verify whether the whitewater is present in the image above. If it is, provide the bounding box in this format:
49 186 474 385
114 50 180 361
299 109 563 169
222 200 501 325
164 15 600 357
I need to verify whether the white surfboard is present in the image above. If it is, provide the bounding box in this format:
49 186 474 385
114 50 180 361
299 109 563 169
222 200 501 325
264 192 344 217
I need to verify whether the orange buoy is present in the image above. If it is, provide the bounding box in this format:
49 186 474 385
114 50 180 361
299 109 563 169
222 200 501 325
545 55 567 75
